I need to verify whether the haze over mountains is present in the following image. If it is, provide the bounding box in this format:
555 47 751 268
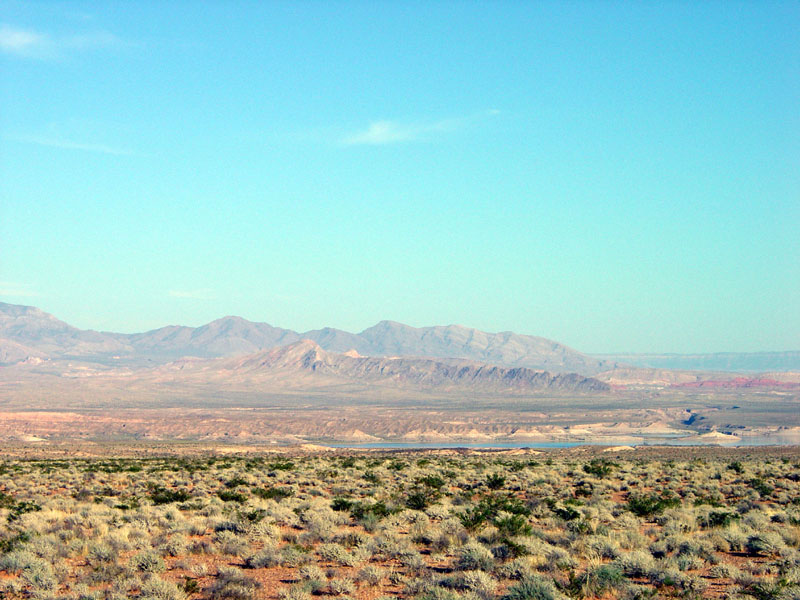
0 302 612 374
0 302 610 403
1 302 798 376
594 352 800 373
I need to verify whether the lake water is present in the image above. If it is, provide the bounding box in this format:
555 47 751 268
323 438 792 449
325 442 587 449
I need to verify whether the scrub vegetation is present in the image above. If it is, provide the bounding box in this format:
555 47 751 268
1 449 799 599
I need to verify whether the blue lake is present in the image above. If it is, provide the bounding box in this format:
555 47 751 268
322 438 791 449
325 442 585 449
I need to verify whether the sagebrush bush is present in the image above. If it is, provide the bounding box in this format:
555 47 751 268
502 576 568 600
457 541 495 571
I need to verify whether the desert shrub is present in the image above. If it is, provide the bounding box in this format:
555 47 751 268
0 579 25 597
749 478 774 497
268 461 295 471
21 560 58 590
568 564 626 597
723 527 749 552
337 530 370 548
281 544 312 567
551 504 581 521
613 550 655 577
399 549 428 573
89 559 126 583
676 536 714 559
298 564 327 591
649 566 708 594
728 461 745 474
209 567 261 600
574 481 594 498
318 542 357 566
461 494 532 530
502 575 568 600
149 487 191 505
583 459 617 478
445 570 498 597
278 585 312 600
0 549 38 574
357 564 385 585
140 577 187 600
495 513 533 537
331 497 353 512
132 550 166 573
406 488 439 510
216 531 250 557
225 476 249 488
253 486 293 501
677 554 705 571
350 499 393 519
486 474 507 490
709 563 741 579
410 586 462 600
245 547 280 568
360 511 381 532
217 490 248 503
214 519 247 534
700 510 740 528
87 541 115 565
733 577 798 600
457 541 495 571
746 532 786 557
499 556 543 580
626 493 681 517
161 533 188 557
460 505 489 531
329 577 356 595
363 470 381 485
0 531 31 554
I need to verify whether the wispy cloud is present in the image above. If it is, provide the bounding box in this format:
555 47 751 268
0 24 125 59
10 134 135 156
342 109 500 146
343 121 419 146
168 289 216 300
0 25 47 56
0 282 40 298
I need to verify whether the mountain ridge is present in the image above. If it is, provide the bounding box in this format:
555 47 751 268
4 302 798 375
0 302 612 374
153 339 612 393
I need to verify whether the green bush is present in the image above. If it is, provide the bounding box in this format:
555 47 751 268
149 486 191 505
486 473 507 490
582 459 617 478
626 493 680 517
218 490 248 503
252 486 293 500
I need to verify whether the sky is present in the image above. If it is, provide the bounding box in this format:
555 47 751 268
1 1 798 354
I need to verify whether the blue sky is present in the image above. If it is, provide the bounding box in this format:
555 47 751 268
1 1 798 353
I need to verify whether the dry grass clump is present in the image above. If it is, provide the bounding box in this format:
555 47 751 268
0 450 798 599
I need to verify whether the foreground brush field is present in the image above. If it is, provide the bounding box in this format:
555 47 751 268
1 447 799 600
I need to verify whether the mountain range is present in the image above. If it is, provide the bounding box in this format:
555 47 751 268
2 302 798 377
0 302 613 374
